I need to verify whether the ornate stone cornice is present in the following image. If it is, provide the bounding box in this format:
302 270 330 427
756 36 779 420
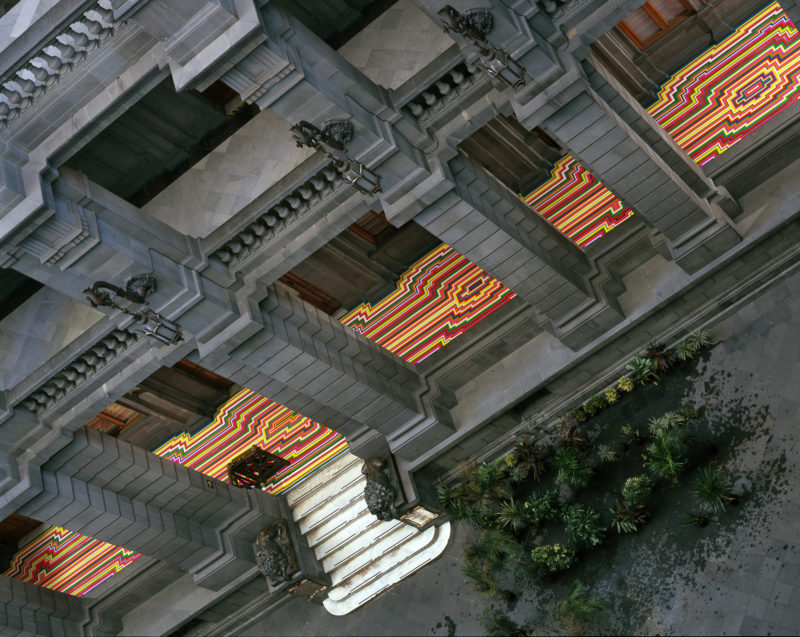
0 0 117 128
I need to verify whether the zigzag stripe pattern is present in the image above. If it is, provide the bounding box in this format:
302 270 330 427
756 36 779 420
647 2 800 165
3 526 141 597
339 243 516 363
153 388 349 494
520 155 634 247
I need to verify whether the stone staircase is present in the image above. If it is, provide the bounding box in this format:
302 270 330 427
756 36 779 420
285 451 451 616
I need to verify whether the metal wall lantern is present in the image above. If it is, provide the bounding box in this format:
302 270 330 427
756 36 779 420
438 4 527 90
340 160 382 196
290 119 382 197
84 274 184 347
481 47 526 90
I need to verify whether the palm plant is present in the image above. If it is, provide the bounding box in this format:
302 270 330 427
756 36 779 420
513 437 547 482
692 466 734 515
647 411 685 436
558 580 606 631
610 500 648 533
596 444 617 463
465 529 520 566
626 354 659 384
680 512 709 527
687 327 714 350
645 426 688 480
497 499 529 533
478 608 527 637
558 417 587 451
552 447 593 489
562 503 605 547
461 461 512 510
675 338 696 362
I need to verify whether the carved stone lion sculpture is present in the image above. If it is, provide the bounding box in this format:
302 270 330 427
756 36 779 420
362 458 398 521
254 522 293 587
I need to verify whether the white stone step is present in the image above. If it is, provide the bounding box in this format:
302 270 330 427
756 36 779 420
324 521 417 579
303 497 370 548
285 452 361 507
294 478 366 534
312 510 384 561
289 459 365 521
323 522 452 616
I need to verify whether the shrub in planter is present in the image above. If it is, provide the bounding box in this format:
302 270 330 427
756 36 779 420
583 394 607 417
461 559 516 600
465 529 520 566
572 406 588 423
524 489 560 524
461 461 512 509
620 424 642 446
531 543 576 574
497 499 529 533
692 466 735 515
605 387 619 404
562 503 605 547
617 376 635 393
610 500 648 534
558 417 587 450
647 411 685 436
552 448 593 489
645 341 675 374
513 437 548 482
680 512 710 527
645 426 688 480
626 354 659 385
622 475 653 504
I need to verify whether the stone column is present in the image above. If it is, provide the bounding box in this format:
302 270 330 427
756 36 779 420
17 428 280 591
0 576 87 637
412 153 623 349
530 86 740 273
217 285 455 461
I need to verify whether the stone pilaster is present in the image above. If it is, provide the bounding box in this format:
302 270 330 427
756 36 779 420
218 286 455 460
0 576 87 637
533 88 740 273
17 428 279 591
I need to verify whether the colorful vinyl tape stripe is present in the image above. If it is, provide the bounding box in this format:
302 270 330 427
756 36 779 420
339 243 516 363
520 155 634 248
3 526 141 597
647 2 800 165
153 388 348 495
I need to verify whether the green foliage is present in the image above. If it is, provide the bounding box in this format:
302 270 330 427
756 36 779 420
497 499 529 533
617 376 635 393
626 354 659 385
621 475 653 504
552 448 593 489
692 466 733 515
680 512 709 527
530 543 576 573
620 424 641 444
583 394 607 417
596 444 617 463
558 417 587 450
437 482 455 510
524 489 560 524
513 438 548 482
558 580 606 631
611 500 648 534
647 411 685 436
604 387 619 404
675 339 696 362
572 406 588 423
645 424 688 480
562 503 605 547
478 608 526 637
677 328 714 361
462 461 512 509
465 529 520 566
450 500 494 530
645 341 675 374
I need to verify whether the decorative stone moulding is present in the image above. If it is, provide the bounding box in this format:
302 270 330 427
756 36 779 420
212 161 345 267
254 520 298 588
537 0 580 18
404 61 480 122
20 329 138 414
0 0 117 127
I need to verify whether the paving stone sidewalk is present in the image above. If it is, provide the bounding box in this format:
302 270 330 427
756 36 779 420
243 264 800 637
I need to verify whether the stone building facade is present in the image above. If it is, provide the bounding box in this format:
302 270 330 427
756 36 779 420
1 0 800 633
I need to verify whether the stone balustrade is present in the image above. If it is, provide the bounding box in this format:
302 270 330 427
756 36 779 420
402 61 480 123
0 0 116 127
212 161 345 268
20 328 138 414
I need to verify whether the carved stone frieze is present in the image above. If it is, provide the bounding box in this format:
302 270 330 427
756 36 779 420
20 329 139 414
0 0 118 128
362 457 400 521
212 162 345 268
